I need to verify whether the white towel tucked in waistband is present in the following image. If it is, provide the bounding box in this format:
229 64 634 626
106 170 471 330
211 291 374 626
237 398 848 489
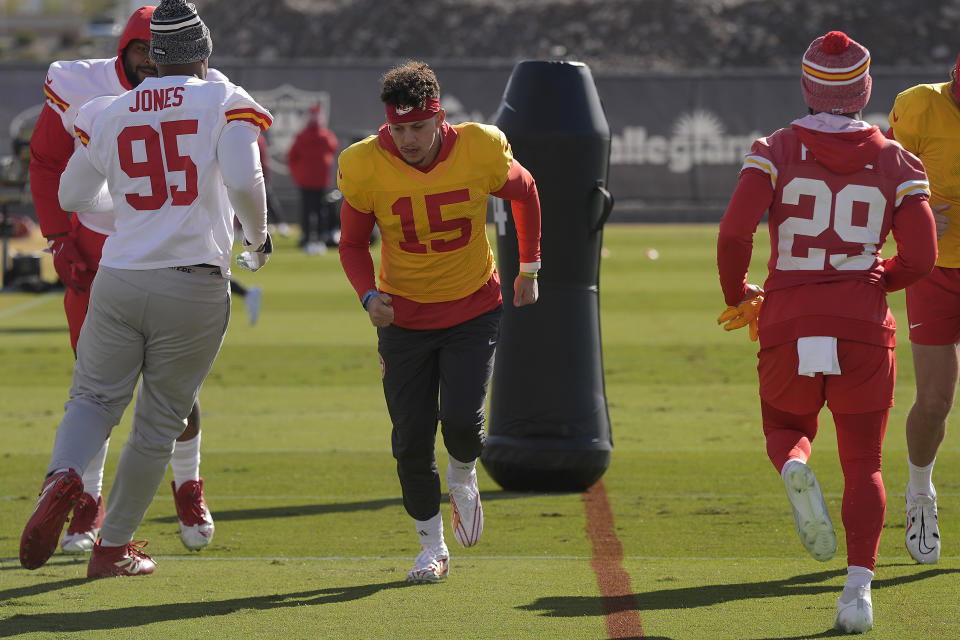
797 336 840 377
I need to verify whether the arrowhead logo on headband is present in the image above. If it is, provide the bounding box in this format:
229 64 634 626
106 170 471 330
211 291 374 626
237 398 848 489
386 98 441 124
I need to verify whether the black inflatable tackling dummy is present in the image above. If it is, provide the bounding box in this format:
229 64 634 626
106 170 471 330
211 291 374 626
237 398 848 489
481 60 614 492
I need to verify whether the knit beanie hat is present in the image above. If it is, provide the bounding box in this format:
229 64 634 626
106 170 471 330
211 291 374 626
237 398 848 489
801 31 872 114
149 0 212 65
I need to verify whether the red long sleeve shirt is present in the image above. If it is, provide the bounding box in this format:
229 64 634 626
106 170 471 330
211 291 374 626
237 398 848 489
718 114 937 348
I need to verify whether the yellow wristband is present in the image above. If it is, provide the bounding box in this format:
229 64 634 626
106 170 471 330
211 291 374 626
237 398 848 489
519 271 538 279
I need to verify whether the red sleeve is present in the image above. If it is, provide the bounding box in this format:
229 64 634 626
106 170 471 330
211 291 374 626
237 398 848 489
29 103 76 237
337 199 378 299
717 169 773 306
491 159 541 264
881 195 937 292
883 126 895 140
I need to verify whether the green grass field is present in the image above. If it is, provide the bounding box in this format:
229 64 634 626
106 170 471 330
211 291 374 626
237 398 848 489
0 224 957 639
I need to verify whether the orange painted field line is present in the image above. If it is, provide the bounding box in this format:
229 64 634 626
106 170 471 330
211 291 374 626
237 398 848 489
583 480 644 639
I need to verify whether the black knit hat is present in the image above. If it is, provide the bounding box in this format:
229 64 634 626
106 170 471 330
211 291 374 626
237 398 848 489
150 0 213 65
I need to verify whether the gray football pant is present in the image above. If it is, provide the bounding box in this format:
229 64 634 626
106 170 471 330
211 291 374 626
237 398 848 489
48 265 230 544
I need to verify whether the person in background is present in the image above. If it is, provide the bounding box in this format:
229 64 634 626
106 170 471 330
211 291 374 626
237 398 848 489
28 4 216 556
886 53 960 566
287 103 338 254
337 60 541 584
716 31 936 633
20 0 273 578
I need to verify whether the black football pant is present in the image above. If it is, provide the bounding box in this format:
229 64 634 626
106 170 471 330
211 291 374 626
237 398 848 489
378 306 501 521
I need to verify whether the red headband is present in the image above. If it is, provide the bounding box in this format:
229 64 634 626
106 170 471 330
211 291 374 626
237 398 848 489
385 98 441 124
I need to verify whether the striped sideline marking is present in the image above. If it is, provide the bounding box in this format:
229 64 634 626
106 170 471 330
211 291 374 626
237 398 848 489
583 480 644 639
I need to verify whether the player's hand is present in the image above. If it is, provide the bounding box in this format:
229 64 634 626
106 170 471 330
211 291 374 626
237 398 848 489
932 203 950 240
513 274 539 307
717 286 764 341
47 234 94 293
367 293 394 327
236 233 272 272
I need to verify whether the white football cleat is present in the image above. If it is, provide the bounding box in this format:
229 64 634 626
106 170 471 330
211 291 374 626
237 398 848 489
448 467 483 547
905 492 940 564
834 585 873 634
406 544 449 584
782 460 836 562
172 479 214 551
243 286 262 326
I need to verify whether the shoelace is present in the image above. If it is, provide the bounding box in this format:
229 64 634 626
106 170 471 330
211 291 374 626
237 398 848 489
449 476 478 502
908 499 939 527
416 546 447 566
126 539 152 561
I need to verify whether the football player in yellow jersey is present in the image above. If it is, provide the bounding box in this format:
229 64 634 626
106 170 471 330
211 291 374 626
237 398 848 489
337 61 542 583
885 58 960 566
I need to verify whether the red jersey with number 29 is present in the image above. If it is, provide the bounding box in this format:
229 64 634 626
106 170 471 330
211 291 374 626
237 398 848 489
718 113 933 349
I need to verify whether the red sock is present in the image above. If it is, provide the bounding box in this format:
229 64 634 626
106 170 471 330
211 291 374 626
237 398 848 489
835 409 888 571
761 399 818 474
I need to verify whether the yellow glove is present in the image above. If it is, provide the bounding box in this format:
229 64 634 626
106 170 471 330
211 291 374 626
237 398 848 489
717 295 763 341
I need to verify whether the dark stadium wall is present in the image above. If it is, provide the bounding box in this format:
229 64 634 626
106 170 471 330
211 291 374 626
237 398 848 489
0 60 947 223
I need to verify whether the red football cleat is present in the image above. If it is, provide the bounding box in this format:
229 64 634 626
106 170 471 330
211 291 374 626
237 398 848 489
20 469 84 569
172 479 214 551
61 492 105 554
87 540 156 578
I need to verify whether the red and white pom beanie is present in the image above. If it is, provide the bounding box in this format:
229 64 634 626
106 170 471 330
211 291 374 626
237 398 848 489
801 31 872 115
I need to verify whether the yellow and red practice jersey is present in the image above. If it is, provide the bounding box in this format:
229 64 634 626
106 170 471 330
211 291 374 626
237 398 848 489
889 82 960 267
337 123 512 303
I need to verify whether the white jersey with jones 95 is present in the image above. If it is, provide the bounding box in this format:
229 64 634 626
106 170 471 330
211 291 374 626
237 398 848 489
69 76 272 275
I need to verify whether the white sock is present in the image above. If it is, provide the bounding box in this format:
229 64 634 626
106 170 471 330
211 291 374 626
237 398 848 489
98 537 128 548
907 457 936 498
170 432 201 491
81 437 109 498
843 565 874 592
414 512 445 549
447 454 476 485
780 457 806 479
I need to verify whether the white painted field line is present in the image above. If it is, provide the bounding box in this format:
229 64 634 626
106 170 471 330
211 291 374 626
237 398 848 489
3 491 959 502
156 555 594 562
6 554 952 564
0 292 58 319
